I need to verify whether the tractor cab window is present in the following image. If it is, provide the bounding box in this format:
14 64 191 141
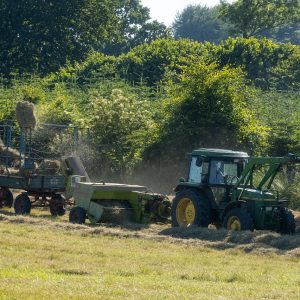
209 160 238 185
188 156 209 184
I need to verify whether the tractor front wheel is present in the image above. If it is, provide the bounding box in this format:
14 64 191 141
69 207 86 224
223 207 253 231
171 190 211 227
14 193 31 215
279 208 295 235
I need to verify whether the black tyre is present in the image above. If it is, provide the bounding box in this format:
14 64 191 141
69 207 86 224
279 208 295 235
49 194 66 216
223 207 253 231
171 190 211 227
4 189 13 208
14 193 31 215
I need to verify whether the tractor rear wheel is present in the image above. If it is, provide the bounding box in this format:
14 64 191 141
69 207 86 224
223 207 253 231
171 190 211 227
279 208 295 235
14 193 31 215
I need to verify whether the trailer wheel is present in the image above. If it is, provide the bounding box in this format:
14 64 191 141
223 207 253 231
4 189 14 208
69 207 86 224
171 190 211 227
14 193 31 215
50 194 66 216
279 208 295 235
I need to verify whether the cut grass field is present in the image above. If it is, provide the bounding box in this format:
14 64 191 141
0 210 300 299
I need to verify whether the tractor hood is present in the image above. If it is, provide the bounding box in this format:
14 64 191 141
236 187 277 202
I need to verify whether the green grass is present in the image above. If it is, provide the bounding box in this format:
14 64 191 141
0 220 299 299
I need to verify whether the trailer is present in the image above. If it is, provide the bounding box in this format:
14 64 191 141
0 120 89 216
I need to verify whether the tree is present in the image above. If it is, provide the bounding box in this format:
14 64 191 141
144 62 268 160
214 37 300 90
263 24 300 45
0 0 167 76
104 20 171 55
173 5 229 43
220 0 300 38
0 0 119 76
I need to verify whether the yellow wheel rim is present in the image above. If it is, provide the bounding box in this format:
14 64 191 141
176 197 196 227
227 216 242 231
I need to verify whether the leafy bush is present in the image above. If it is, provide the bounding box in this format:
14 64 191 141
144 62 268 160
213 37 300 90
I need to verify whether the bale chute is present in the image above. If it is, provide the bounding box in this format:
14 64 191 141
63 156 90 181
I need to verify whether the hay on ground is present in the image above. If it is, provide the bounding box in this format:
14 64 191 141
15 101 36 129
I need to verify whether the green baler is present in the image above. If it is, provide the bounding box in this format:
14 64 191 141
68 176 171 225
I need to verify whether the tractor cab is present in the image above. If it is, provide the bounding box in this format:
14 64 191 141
187 148 249 187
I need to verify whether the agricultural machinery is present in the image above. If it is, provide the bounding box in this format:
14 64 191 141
0 118 88 216
67 176 171 225
0 107 171 224
172 148 299 234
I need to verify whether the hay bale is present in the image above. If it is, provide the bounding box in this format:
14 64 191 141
15 101 36 129
37 160 60 175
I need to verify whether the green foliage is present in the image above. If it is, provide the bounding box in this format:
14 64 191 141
173 5 230 43
85 89 152 174
56 37 300 91
273 169 300 210
220 0 300 38
0 0 168 76
120 39 211 87
213 37 300 90
253 91 300 156
263 24 300 45
55 39 211 89
143 62 268 161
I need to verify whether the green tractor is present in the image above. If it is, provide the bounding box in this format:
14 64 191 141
172 148 299 234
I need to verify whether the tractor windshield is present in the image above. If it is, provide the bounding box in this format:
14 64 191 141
209 160 243 185
188 156 209 184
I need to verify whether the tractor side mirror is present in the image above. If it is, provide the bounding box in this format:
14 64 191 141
196 157 203 167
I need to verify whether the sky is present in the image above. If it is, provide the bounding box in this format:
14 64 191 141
141 0 224 26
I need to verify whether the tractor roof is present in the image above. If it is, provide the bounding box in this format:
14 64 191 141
191 148 249 158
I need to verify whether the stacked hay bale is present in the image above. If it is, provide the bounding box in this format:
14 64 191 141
37 160 61 175
15 101 36 130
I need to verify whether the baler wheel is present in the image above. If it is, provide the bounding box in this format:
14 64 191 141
14 193 31 215
171 190 211 227
223 207 253 231
279 208 295 235
69 207 86 224
50 194 66 216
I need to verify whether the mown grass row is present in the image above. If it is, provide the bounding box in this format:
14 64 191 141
0 220 299 299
